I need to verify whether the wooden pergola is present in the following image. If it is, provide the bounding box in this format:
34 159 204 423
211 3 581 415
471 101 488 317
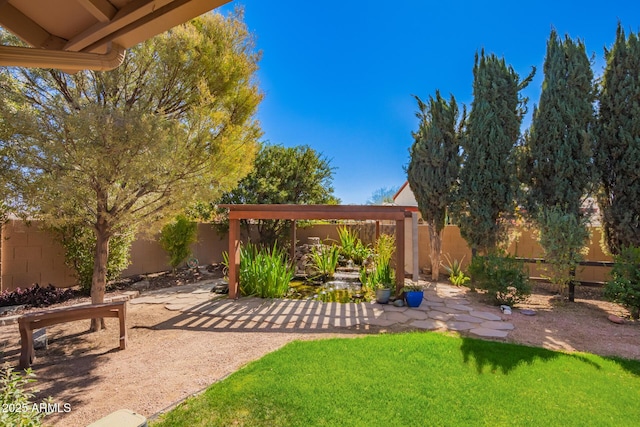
223 204 416 299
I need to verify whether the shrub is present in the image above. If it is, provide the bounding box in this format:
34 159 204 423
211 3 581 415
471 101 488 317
308 244 340 281
224 243 294 298
604 246 640 319
337 226 371 265
52 224 134 293
0 284 79 308
159 215 198 271
0 366 47 427
536 206 589 295
359 234 396 290
469 253 531 306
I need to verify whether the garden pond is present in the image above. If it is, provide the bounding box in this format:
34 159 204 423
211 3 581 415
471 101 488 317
286 268 368 303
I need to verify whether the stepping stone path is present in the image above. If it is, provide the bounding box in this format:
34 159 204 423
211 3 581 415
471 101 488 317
128 280 515 340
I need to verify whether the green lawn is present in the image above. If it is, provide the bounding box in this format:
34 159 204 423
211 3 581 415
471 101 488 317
152 332 640 427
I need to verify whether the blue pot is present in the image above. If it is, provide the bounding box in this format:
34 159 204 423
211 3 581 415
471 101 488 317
405 291 424 308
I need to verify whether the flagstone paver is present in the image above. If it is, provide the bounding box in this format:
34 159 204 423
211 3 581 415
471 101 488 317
122 281 516 340
447 321 476 331
480 321 515 330
469 328 509 338
410 319 447 330
469 311 502 321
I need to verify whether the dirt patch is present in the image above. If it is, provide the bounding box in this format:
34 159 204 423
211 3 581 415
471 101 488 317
0 277 638 426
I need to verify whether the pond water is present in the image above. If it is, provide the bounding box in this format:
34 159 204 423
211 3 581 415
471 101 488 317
286 269 367 303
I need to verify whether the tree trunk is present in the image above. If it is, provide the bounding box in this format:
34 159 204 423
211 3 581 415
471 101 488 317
90 222 110 331
568 266 576 303
428 222 442 281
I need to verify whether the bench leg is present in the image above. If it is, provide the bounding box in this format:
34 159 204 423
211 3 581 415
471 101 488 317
119 305 127 350
18 324 34 369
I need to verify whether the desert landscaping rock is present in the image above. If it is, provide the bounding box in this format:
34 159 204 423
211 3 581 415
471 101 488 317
608 314 625 324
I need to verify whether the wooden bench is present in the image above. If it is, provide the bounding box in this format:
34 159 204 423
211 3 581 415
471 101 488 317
18 301 127 369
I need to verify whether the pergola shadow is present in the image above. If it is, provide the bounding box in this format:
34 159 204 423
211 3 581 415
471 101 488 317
147 297 389 334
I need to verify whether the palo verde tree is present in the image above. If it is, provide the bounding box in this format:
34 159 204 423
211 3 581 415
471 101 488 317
596 24 640 255
456 51 535 255
216 143 338 247
0 12 262 330
407 91 462 281
522 30 595 301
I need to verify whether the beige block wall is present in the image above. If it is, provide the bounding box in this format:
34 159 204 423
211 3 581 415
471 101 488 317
121 223 228 276
1 220 75 291
0 220 615 292
418 225 613 283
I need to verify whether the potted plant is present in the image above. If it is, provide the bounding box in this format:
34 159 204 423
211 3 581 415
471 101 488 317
403 283 424 308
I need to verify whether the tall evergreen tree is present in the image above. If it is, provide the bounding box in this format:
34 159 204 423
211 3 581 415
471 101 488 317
522 30 595 301
596 24 640 255
407 91 462 281
457 51 534 255
523 30 595 218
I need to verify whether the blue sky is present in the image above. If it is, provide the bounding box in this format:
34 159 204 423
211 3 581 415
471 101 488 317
219 1 640 204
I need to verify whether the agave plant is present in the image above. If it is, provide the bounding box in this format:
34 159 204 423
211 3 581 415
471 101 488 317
441 254 471 287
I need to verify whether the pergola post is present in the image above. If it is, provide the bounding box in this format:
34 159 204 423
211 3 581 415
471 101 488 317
228 218 241 299
395 218 405 296
290 220 297 261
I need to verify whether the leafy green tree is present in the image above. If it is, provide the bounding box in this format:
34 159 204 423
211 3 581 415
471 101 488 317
366 186 399 205
407 91 462 280
160 215 198 271
596 24 640 255
217 143 338 246
456 51 535 255
522 30 595 301
0 12 262 330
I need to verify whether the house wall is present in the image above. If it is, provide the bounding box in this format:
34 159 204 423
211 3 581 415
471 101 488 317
393 183 418 206
0 219 615 292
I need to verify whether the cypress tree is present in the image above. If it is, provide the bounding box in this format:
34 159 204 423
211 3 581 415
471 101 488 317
596 24 640 255
523 30 595 301
524 30 595 218
407 91 462 281
457 51 534 255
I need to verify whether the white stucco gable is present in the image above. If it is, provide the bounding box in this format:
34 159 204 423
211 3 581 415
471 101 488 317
392 181 418 206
